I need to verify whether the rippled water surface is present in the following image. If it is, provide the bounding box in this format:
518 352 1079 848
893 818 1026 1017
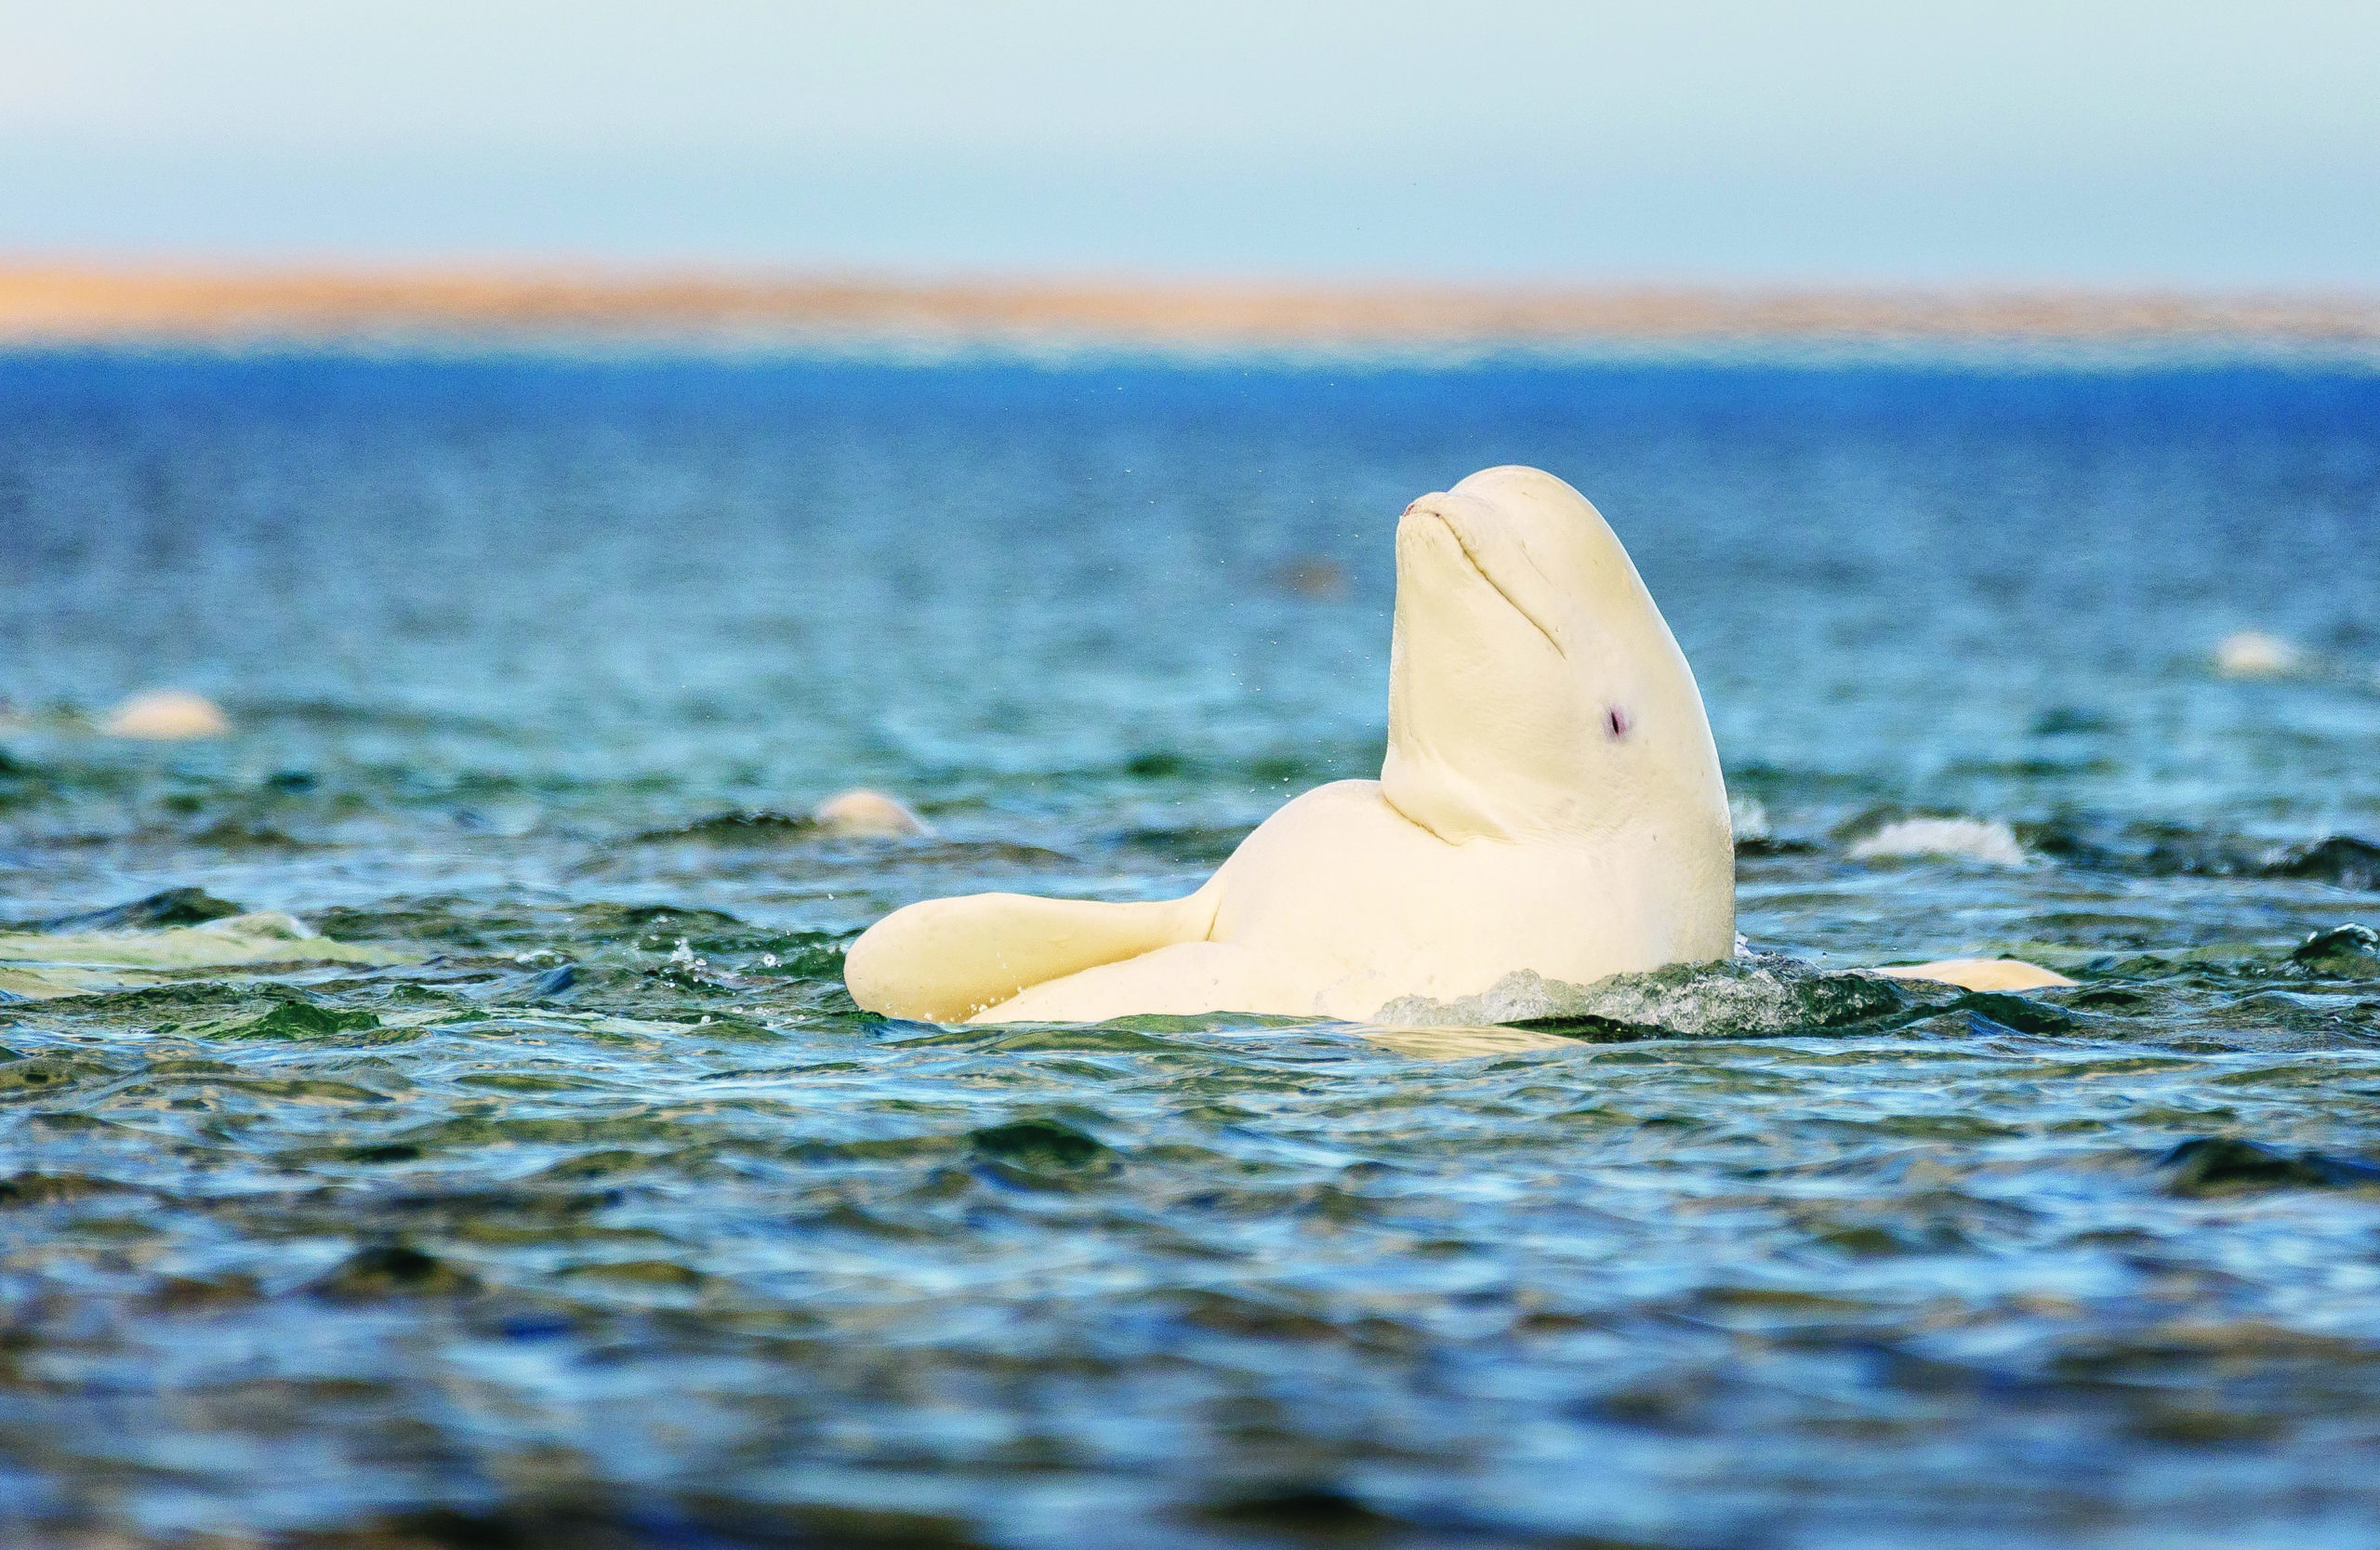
4 351 2380 1548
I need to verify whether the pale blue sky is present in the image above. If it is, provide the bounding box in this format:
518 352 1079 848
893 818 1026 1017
3 1 2374 284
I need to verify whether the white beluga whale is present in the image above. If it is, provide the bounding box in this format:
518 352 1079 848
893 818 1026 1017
102 689 231 740
813 788 932 839
845 464 2062 1024
848 465 1739 1023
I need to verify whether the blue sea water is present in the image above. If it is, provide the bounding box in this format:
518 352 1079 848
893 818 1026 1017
2 349 2380 1547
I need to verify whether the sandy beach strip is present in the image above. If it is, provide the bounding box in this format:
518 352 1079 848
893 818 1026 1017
3 263 2375 355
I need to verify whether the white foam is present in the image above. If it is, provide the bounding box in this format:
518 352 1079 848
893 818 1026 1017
1374 956 1920 1037
813 788 931 838
2215 630 2301 679
101 689 230 739
1848 816 2029 868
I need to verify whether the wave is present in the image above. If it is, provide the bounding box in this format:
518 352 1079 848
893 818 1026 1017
630 809 824 843
12 887 245 932
2027 819 2380 889
1730 805 2380 892
1847 815 2030 867
0 907 413 1001
1374 953 1934 1039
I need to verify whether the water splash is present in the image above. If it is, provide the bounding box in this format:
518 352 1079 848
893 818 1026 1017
1374 953 1931 1037
1848 815 2031 867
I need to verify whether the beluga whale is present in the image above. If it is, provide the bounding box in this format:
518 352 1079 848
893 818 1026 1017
846 465 2060 1024
848 464 1740 1022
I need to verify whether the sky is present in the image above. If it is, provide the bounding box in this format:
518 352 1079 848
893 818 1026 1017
2 1 2375 285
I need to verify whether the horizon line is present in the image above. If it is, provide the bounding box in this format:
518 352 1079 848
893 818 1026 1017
6 259 2378 352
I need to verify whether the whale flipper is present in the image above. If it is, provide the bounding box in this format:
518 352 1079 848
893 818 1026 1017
842 888 1217 1023
1877 959 2075 992
966 940 1316 1024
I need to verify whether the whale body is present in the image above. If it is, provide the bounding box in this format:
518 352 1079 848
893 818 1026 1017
846 466 1739 1023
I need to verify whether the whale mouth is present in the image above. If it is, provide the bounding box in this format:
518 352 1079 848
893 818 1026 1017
1412 507 1567 658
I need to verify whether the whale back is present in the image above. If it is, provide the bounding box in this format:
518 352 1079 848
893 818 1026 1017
1381 465 1731 865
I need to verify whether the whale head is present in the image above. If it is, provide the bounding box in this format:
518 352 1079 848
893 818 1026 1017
1382 466 1732 859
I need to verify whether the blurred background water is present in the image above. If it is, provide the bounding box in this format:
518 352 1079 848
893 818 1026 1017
3 350 2380 1546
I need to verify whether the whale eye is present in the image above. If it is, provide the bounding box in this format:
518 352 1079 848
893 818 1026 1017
1605 707 1631 739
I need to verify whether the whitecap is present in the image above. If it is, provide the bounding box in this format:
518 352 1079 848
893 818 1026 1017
2214 630 2301 679
101 689 230 739
1849 816 2030 868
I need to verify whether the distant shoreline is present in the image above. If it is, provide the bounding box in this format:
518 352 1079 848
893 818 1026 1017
4 263 2376 356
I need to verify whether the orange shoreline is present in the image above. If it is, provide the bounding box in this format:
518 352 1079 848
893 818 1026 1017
3 263 2376 351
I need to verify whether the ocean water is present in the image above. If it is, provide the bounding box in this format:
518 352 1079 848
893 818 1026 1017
3 350 2380 1548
